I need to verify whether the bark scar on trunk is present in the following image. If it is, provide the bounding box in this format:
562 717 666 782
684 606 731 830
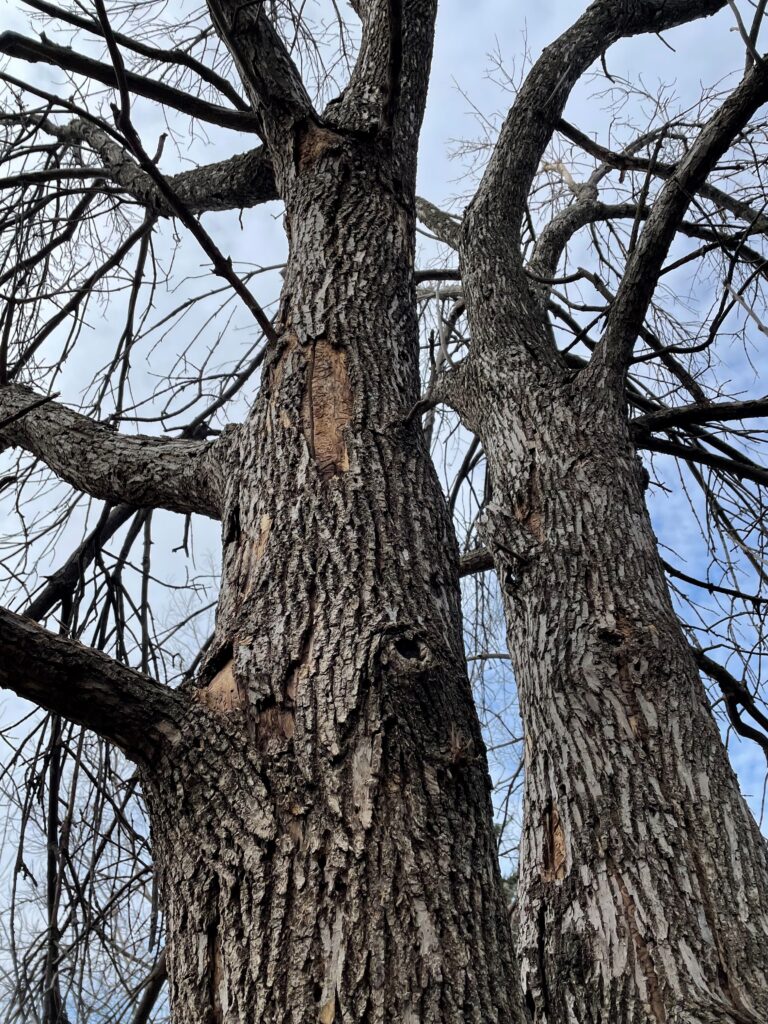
514 461 544 543
196 659 246 714
542 800 567 882
293 120 342 173
303 339 353 480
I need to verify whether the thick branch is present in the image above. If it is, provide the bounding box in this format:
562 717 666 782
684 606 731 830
0 385 224 518
328 1 436 147
632 398 768 432
0 606 185 762
467 0 726 252
595 57 768 377
47 117 278 213
416 196 461 248
205 1 314 149
0 32 260 133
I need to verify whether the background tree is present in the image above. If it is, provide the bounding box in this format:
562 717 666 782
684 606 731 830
1 1 767 1022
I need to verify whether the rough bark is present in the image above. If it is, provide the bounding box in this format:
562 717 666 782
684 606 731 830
135 59 523 1023
0 607 185 758
453 8 768 1015
459 364 768 1022
0 384 223 518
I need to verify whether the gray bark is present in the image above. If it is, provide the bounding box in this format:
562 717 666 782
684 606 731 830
4 3 768 1022
457 366 768 1022
137 123 521 1022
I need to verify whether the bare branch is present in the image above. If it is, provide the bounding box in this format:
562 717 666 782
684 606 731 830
632 398 768 432
0 385 225 518
42 117 278 214
594 57 768 379
23 503 138 623
639 435 768 487
205 0 314 148
466 0 726 253
416 196 461 249
694 648 768 761
557 117 768 239
22 0 249 110
0 606 185 762
0 31 260 134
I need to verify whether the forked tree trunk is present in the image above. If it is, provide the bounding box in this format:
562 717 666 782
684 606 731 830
470 366 768 1023
139 142 521 1023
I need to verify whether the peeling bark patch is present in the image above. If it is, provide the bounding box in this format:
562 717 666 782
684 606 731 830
196 659 244 714
542 800 567 881
254 514 272 562
303 340 352 480
294 120 342 172
318 994 336 1023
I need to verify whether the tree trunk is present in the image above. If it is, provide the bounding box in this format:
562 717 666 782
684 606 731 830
472 367 768 1023
139 142 521 1023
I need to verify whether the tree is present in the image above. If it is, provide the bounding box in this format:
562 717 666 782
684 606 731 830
1 1 767 1021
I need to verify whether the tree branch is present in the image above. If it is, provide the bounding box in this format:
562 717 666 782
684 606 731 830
466 0 726 253
0 31 260 133
557 117 768 236
0 385 224 518
22 0 249 110
39 116 278 214
23 503 138 623
639 434 768 487
460 1 727 381
0 606 185 762
416 196 461 248
593 56 768 378
632 398 768 432
694 648 768 761
205 0 314 150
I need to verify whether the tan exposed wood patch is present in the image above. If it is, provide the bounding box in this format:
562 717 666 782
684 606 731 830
542 802 567 882
514 462 544 541
255 705 296 742
295 121 341 172
318 994 336 1024
254 514 272 563
196 659 244 714
303 340 352 480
